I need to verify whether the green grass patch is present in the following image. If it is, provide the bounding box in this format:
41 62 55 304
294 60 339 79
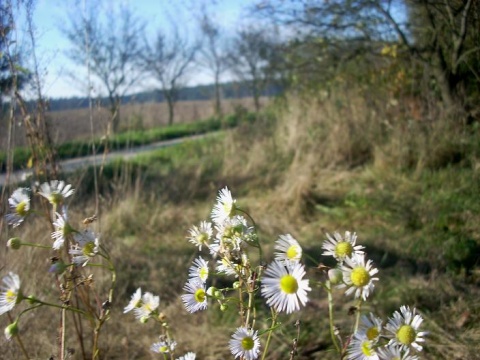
0 111 255 172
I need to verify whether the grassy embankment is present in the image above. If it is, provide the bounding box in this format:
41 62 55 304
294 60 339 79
1 90 479 359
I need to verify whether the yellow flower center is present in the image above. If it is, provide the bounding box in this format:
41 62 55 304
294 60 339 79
83 242 96 256
49 192 63 205
194 288 206 303
196 233 208 244
241 336 254 350
335 241 353 258
159 345 168 353
280 274 299 294
366 326 379 340
6 289 16 303
397 325 416 345
16 201 28 216
350 267 370 287
286 245 299 260
361 340 374 356
199 268 209 281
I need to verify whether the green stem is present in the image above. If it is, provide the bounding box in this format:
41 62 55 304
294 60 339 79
353 299 363 334
7 313 29 360
261 309 278 360
31 298 90 317
20 242 52 249
326 280 341 354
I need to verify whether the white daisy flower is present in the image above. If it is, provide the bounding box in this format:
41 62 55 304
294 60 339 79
229 327 261 360
377 344 419 360
133 292 160 320
385 306 427 352
339 253 378 301
5 188 31 227
38 180 74 205
124 288 142 313
51 210 73 250
261 260 311 314
151 338 177 353
181 279 207 313
0 272 22 315
176 352 196 360
187 221 213 250
188 257 209 283
274 234 302 264
347 333 379 360
69 229 100 266
357 312 383 343
215 215 253 254
322 231 364 262
211 186 236 224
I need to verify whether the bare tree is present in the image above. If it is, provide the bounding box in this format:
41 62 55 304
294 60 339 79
197 13 230 116
255 0 480 115
62 3 145 134
141 27 198 126
228 27 277 112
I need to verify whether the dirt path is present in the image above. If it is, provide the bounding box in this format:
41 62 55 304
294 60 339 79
0 134 207 187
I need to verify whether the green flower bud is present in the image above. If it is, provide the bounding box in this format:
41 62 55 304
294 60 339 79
232 281 240 289
140 316 149 324
328 268 344 285
5 322 19 340
220 303 228 312
26 295 39 305
207 286 218 297
7 238 22 250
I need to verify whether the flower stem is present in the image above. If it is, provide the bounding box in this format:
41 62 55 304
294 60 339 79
261 309 278 360
326 280 341 354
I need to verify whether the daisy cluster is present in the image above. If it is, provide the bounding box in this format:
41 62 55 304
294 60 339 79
1 180 114 355
322 232 427 359
180 186 313 359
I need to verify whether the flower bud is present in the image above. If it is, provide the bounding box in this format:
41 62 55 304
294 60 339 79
232 281 240 289
140 316 149 324
4 322 18 340
27 295 39 305
220 303 228 312
328 268 344 285
7 238 22 250
49 261 67 275
207 286 218 297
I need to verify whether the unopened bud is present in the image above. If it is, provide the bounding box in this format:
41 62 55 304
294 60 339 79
7 238 22 250
140 316 149 324
4 322 18 340
328 268 343 285
220 303 228 312
232 281 240 289
27 295 39 305
207 286 218 297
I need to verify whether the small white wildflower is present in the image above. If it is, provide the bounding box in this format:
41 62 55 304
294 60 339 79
274 234 302 264
133 292 160 321
181 279 207 313
211 186 236 224
229 327 261 360
5 188 31 227
261 261 311 314
188 257 209 283
322 231 364 263
0 273 22 315
385 306 427 352
69 229 100 266
187 221 213 250
124 288 142 313
339 253 379 300
38 180 74 205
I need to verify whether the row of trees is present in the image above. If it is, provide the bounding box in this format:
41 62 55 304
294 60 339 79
61 2 279 132
2 1 479 134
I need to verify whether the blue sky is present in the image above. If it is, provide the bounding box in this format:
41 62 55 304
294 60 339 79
16 0 255 99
